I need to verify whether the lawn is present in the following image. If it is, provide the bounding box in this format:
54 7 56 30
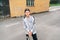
50 4 60 6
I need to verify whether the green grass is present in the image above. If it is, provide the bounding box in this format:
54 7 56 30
50 4 60 6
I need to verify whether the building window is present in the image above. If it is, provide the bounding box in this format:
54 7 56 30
26 0 34 6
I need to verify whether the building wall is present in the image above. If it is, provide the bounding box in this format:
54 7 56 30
9 0 50 17
28 0 50 13
9 0 26 17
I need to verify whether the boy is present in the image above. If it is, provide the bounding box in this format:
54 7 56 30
23 9 38 40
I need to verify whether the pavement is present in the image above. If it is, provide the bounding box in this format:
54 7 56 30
0 6 60 40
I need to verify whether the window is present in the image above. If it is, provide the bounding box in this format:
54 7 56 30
26 0 34 6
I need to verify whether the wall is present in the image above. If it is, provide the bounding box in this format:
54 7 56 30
9 0 50 17
9 0 26 17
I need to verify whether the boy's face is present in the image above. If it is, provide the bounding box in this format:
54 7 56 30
25 11 30 17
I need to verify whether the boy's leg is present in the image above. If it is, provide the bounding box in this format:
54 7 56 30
32 33 38 40
26 34 29 40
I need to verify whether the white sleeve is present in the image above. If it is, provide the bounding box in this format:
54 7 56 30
23 20 29 32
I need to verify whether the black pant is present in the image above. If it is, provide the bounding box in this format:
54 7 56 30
26 33 38 40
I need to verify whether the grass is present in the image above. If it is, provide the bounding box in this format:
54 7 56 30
50 4 60 6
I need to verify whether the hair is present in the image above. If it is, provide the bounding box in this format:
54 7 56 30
24 8 30 18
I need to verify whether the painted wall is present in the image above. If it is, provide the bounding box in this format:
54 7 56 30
9 0 50 17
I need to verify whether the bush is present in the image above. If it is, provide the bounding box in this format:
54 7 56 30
50 0 58 4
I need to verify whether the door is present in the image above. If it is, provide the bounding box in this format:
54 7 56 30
1 0 10 17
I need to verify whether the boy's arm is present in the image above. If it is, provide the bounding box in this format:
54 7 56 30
33 16 35 25
31 16 35 32
24 21 29 32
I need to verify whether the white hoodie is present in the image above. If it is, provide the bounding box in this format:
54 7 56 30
23 16 36 34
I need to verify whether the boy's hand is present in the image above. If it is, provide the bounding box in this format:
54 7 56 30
28 31 32 36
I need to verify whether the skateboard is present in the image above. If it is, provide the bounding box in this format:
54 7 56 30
28 36 33 40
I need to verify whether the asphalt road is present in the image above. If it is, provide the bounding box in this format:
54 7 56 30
0 6 60 40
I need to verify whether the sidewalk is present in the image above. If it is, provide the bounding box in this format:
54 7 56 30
49 6 60 11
